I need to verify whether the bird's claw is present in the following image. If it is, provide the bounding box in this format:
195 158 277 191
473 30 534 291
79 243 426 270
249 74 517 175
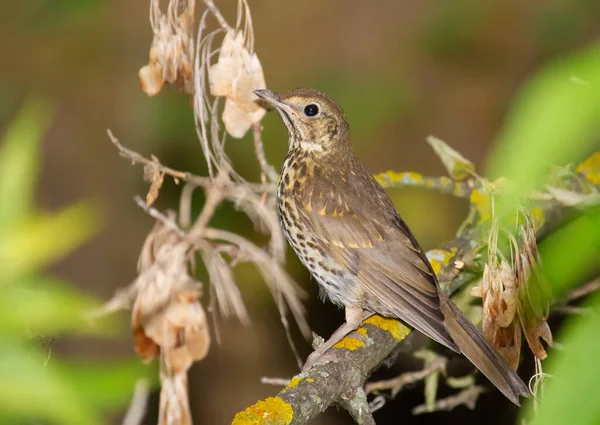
303 350 323 371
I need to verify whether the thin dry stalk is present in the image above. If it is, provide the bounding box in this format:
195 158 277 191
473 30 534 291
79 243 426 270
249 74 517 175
365 356 448 397
412 386 485 414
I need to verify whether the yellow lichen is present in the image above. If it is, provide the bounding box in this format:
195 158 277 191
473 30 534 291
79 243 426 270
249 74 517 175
439 176 453 187
470 188 491 222
284 377 302 390
576 152 600 184
531 207 546 231
355 327 368 338
426 249 455 275
374 171 425 187
231 397 293 425
406 171 424 183
333 326 368 350
306 378 314 383
452 183 467 197
364 315 411 341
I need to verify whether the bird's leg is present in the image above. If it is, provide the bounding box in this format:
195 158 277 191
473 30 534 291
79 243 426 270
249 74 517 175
304 305 368 370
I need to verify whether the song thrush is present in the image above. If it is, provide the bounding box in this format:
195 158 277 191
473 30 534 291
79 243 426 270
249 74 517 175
254 88 529 405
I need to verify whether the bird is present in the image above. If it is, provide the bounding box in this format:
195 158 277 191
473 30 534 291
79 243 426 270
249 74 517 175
253 87 530 405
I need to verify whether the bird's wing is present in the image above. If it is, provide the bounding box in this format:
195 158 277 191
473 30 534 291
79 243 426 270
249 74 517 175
294 166 458 351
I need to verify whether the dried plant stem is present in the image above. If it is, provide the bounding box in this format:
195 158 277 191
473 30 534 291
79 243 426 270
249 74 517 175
203 0 233 31
566 278 600 302
108 129 273 193
122 379 150 425
108 130 208 187
134 196 186 237
186 181 225 243
365 356 447 396
260 377 291 386
412 385 485 414
252 122 278 182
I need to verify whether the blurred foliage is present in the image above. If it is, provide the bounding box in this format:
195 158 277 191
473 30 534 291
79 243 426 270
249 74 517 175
486 41 600 201
534 0 600 54
0 100 152 424
423 0 490 60
26 0 101 30
485 42 600 425
528 292 600 425
539 206 600 297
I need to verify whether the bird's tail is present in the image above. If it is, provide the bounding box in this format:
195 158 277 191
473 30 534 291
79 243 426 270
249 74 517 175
439 294 530 405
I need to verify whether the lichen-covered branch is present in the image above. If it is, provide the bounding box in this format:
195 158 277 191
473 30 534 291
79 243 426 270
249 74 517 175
231 316 411 425
374 170 475 198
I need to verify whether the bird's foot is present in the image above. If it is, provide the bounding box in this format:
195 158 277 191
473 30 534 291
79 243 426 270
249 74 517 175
303 347 327 371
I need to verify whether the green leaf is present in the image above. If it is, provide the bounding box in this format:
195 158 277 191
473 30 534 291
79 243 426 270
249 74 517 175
525 293 600 425
0 98 53 233
426 135 475 181
0 277 118 337
485 41 600 201
0 200 102 282
538 206 600 296
0 340 101 425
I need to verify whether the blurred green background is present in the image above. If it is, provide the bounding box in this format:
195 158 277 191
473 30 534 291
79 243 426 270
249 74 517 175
1 1 599 424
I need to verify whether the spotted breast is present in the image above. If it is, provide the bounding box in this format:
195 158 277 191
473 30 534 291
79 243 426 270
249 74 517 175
277 148 359 307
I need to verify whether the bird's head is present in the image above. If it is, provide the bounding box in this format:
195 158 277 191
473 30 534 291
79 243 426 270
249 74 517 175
254 88 350 153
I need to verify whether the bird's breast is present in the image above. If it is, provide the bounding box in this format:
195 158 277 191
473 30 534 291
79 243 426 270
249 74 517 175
277 152 358 307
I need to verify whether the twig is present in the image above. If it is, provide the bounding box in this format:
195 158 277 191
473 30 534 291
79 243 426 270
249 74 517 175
185 180 225 243
552 305 594 315
252 122 278 183
339 387 376 425
566 278 600 302
108 129 272 193
203 227 310 339
365 356 447 397
134 196 186 238
203 0 233 32
261 377 291 386
375 170 476 198
412 385 485 414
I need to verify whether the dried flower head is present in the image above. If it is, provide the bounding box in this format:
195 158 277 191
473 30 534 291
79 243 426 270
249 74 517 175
194 0 264 178
471 220 522 369
472 214 553 369
131 215 210 425
208 30 266 139
139 0 196 96
512 216 553 360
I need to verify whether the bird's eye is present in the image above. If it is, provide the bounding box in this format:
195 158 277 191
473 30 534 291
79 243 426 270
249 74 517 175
303 104 319 117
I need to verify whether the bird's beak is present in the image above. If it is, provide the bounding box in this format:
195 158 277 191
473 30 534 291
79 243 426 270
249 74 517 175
254 89 297 116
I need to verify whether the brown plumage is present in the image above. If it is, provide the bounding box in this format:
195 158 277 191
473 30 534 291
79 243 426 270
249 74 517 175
254 87 530 405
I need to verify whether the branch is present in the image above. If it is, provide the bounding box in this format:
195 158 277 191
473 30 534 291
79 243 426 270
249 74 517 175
364 355 447 397
231 316 411 425
412 385 485 414
374 170 475 198
107 129 273 194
